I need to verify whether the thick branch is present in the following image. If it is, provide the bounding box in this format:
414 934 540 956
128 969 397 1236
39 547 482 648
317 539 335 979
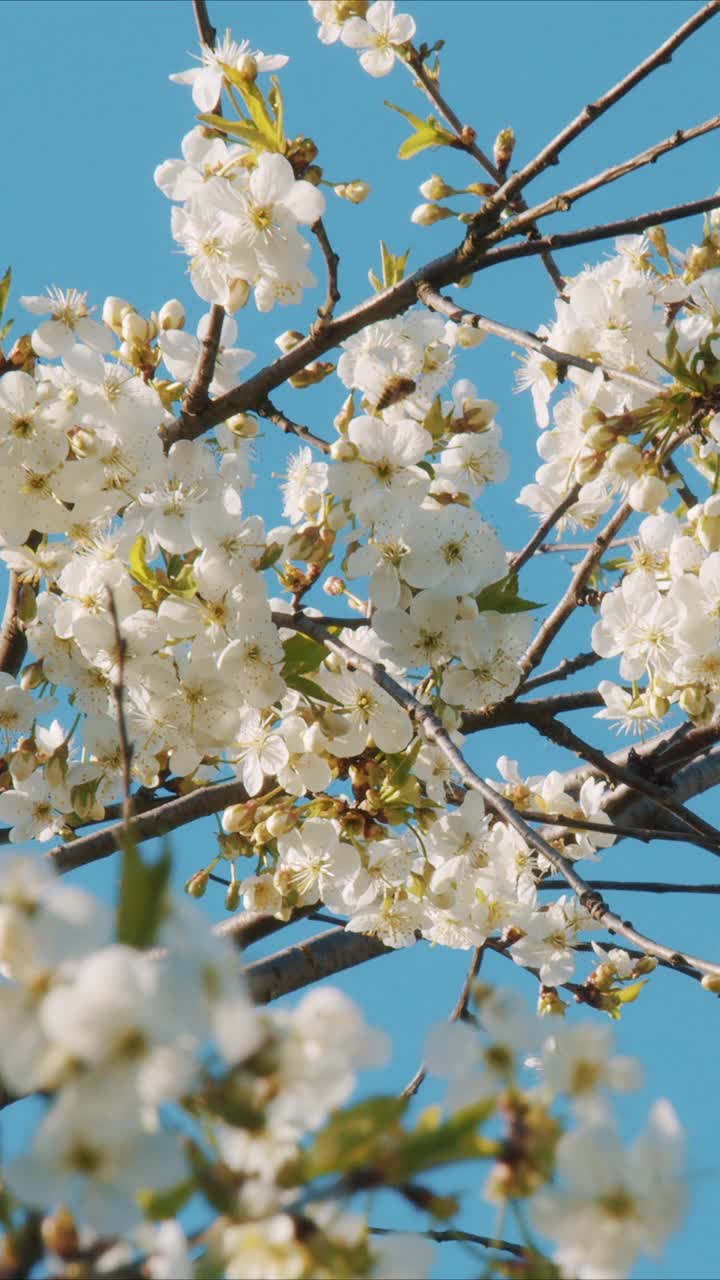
0 571 27 676
245 924 391 1003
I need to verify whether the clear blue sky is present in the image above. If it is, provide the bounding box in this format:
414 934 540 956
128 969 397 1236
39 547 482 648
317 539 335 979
3 2 720 1276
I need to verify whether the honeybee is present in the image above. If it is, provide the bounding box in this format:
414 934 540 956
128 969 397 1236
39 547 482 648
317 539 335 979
374 375 417 412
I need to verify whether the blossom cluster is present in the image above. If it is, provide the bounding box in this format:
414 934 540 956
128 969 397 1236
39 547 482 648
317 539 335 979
0 852 686 1280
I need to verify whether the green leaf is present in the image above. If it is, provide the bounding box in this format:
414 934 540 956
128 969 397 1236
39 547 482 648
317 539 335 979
369 241 411 293
295 1095 410 1181
137 1178 194 1220
281 632 328 678
128 535 161 591
168 563 198 599
116 836 172 949
386 1098 496 1181
0 319 13 343
475 571 543 614
0 267 11 322
216 69 283 151
617 978 647 1005
385 101 455 160
285 673 340 705
268 76 285 145
197 111 273 151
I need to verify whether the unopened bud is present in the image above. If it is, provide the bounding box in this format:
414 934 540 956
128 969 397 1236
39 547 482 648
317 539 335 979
69 425 98 458
627 474 669 513
330 438 358 462
336 180 371 204
647 225 669 260
411 202 455 227
537 986 567 1017
158 299 186 330
333 393 355 434
585 423 618 451
607 441 642 477
234 51 258 82
20 660 45 691
456 323 487 349
275 329 305 354
289 360 335 388
46 752 67 789
266 809 295 837
493 127 515 174
225 880 242 911
223 802 256 835
102 296 130 329
185 868 209 898
121 311 149 344
324 575 345 596
419 174 454 201
17 583 36 623
41 1208 78 1260
226 412 259 438
226 278 251 312
679 685 710 719
326 504 348 532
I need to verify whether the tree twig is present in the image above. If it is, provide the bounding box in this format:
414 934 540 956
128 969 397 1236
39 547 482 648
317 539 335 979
510 485 583 574
495 112 720 242
539 878 720 895
418 285 665 399
481 1 720 214
477 192 720 272
311 218 341 329
256 397 331 454
106 590 134 828
369 1224 527 1259
520 650 602 693
183 303 225 415
401 945 484 1098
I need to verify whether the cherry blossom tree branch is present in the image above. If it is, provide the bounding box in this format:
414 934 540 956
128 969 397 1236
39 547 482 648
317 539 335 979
183 303 225 415
256 397 331 454
519 809 720 851
44 777 249 875
402 45 566 293
520 650 602 693
539 878 720 895
369 1225 526 1260
106 590 134 828
401 945 484 1099
477 192 720 271
518 500 633 681
245 924 391 1003
480 0 720 216
0 570 27 677
494 112 720 242
310 218 341 329
192 0 216 48
276 613 720 980
417 285 665 398
509 485 582 574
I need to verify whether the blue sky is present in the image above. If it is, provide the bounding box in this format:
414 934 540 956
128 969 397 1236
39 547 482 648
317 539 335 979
3 2 720 1276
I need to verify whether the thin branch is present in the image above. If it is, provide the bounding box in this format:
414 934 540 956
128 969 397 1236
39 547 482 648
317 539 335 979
509 485 582 574
534 539 633 554
540 878 720 895
461 689 604 734
519 500 633 680
192 0 216 48
182 303 225 415
106 590 134 828
311 218 341 329
401 945 484 1099
418 285 665 399
256 396 331 454
521 651 602 693
369 1225 526 1259
403 45 566 293
278 613 720 980
477 192 720 272
482 1 720 213
518 808 720 851
495 112 720 242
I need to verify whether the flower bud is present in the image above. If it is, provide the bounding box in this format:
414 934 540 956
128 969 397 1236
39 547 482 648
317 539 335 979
300 490 322 516
102 296 130 329
456 323 487 349
326 504 348 532
69 425 98 458
607 441 642 477
584 423 618 451
185 868 209 898
20 660 45 691
17 583 36 624
121 312 151 343
679 686 710 719
10 742 36 782
335 180 371 204
226 278 251 312
411 202 455 226
701 973 720 994
234 51 258 82
493 127 515 174
419 174 454 201
41 1208 78 1260
275 329 304 354
330 438 358 462
225 880 242 911
266 809 295 837
226 412 259 438
223 802 257 835
323 575 345 596
627 474 669 513
158 299 186 330
647 225 669 260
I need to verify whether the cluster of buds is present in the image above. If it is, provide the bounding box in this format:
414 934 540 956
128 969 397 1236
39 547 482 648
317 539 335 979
102 296 186 376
